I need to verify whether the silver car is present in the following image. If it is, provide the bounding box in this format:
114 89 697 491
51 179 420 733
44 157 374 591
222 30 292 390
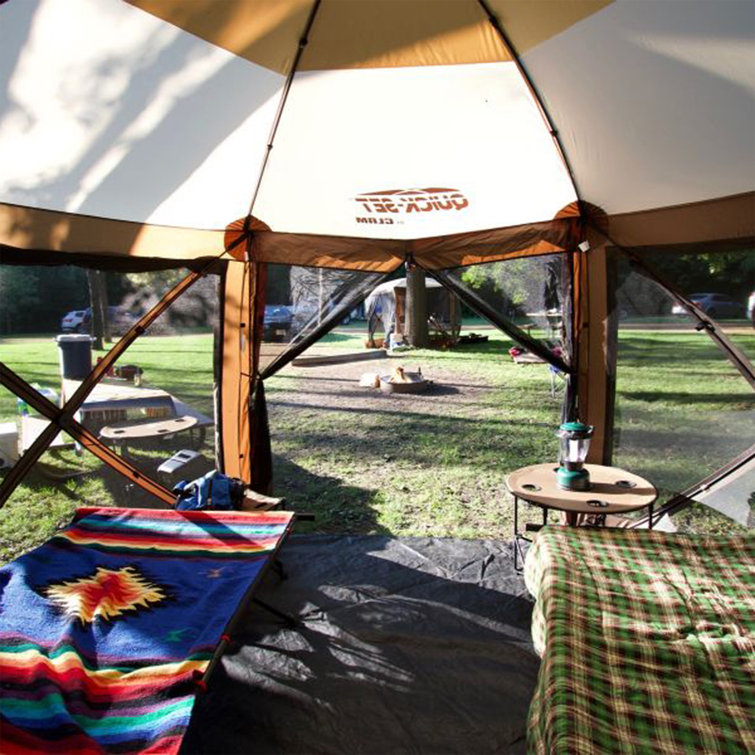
671 293 743 319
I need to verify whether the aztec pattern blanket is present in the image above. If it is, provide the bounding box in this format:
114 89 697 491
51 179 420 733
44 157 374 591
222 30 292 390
0 506 293 754
524 527 755 754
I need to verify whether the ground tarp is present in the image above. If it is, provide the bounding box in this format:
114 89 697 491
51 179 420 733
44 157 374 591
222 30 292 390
183 534 538 755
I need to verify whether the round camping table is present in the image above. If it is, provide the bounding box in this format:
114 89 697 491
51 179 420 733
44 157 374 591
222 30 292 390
100 415 198 455
505 463 657 571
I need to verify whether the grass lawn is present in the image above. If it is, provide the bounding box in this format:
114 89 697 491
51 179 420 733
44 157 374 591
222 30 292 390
1 325 753 562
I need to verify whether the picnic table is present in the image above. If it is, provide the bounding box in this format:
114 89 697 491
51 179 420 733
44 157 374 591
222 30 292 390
59 378 214 456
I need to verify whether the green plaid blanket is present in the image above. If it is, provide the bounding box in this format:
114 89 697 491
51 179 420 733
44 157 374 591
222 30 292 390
524 527 755 754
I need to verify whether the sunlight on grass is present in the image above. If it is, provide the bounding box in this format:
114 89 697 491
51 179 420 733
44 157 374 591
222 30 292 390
1 326 753 561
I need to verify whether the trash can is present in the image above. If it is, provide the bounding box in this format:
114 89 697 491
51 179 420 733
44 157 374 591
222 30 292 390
55 334 94 379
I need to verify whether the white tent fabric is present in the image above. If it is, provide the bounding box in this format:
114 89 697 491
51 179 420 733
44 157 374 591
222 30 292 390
521 0 755 215
2 0 751 252
253 62 576 238
0 0 751 285
0 0 576 239
0 0 282 231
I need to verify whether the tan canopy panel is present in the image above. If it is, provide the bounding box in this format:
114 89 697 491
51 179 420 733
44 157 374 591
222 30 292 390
602 191 755 254
128 0 612 72
0 202 228 268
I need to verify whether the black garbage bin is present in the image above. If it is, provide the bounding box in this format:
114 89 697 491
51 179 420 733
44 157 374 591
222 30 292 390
55 334 94 379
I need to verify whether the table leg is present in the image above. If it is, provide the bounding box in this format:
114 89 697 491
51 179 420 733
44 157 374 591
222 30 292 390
648 502 654 529
513 495 520 571
513 496 538 573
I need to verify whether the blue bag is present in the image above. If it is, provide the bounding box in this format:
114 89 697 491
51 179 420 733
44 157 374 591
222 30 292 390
173 471 246 511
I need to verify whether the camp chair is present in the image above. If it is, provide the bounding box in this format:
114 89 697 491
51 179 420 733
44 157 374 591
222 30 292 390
0 506 295 754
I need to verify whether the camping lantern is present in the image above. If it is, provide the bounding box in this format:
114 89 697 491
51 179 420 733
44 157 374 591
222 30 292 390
556 421 594 491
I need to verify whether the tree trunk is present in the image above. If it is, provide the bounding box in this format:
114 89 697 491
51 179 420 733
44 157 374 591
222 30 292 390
87 270 109 350
406 266 429 348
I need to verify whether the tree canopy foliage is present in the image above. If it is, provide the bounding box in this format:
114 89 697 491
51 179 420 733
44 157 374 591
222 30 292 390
1 250 751 335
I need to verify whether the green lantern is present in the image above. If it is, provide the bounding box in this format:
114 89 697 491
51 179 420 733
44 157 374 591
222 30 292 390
556 421 594 491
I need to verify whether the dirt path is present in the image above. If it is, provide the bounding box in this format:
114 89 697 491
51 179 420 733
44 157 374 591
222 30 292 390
276 353 493 416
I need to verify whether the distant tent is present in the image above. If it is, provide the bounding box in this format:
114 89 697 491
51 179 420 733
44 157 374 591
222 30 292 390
0 0 752 523
365 277 461 347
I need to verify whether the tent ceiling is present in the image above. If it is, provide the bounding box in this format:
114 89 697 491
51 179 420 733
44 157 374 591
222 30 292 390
0 0 752 262
128 0 612 72
521 0 755 215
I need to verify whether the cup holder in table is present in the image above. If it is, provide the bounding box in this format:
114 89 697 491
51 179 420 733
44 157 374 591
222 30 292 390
615 479 636 489
521 483 541 492
587 499 609 508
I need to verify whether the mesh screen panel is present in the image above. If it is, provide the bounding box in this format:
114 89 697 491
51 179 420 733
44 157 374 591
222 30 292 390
259 264 388 376
0 265 220 546
433 253 571 365
637 248 755 363
75 271 219 502
681 455 754 531
612 257 754 532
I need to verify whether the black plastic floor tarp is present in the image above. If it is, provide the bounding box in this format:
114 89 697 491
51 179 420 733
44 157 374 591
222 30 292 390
183 535 539 754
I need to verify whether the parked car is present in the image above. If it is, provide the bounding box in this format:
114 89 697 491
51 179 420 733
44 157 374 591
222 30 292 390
263 305 293 342
671 293 743 319
61 306 137 334
747 291 755 327
60 309 89 332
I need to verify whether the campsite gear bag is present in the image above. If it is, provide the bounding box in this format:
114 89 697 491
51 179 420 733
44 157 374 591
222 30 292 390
173 470 247 511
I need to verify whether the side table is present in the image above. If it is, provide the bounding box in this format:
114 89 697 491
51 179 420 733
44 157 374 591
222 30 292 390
505 463 657 571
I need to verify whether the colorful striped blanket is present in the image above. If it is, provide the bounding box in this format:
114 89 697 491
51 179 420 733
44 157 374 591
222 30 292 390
524 527 755 754
0 506 293 754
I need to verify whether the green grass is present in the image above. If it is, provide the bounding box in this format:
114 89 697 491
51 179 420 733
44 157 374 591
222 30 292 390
1 325 753 562
611 328 754 534
267 331 563 539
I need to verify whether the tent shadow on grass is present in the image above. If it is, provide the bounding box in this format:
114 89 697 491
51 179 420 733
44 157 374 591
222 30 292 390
272 455 389 536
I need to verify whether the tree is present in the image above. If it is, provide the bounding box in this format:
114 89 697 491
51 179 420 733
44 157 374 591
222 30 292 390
0 267 38 333
87 270 109 349
406 265 429 347
459 256 563 320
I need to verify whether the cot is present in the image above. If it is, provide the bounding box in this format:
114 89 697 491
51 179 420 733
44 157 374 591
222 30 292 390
0 506 294 753
524 527 755 754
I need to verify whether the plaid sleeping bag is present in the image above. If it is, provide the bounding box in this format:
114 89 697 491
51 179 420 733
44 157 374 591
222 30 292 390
0 506 293 754
524 527 755 754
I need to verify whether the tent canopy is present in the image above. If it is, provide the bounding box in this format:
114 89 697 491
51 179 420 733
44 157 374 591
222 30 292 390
1 0 752 266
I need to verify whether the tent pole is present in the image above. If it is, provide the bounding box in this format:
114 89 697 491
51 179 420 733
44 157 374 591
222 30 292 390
213 269 227 472
224 0 321 486
477 0 582 200
575 241 617 465
242 0 321 224
0 269 209 508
